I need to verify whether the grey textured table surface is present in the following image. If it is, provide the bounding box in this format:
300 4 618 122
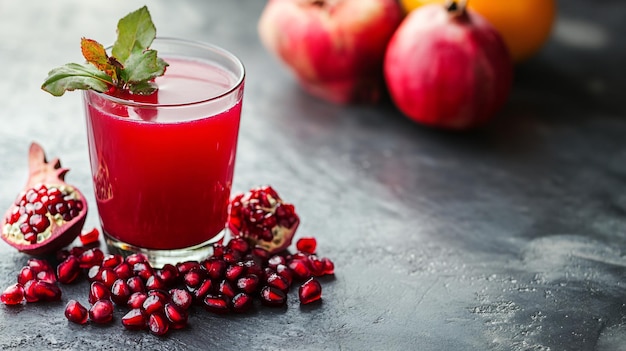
1 1 625 350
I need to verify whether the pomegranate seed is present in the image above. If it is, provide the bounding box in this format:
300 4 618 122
193 279 213 300
79 227 100 245
260 286 287 307
122 308 147 330
308 255 326 277
110 279 132 305
276 264 293 286
237 275 260 294
299 278 322 304
17 266 35 285
148 313 169 336
101 254 123 269
176 261 200 275
212 243 225 258
79 248 104 269
184 270 204 288
89 299 114 324
156 264 179 286
125 253 148 265
126 276 145 293
267 255 286 270
321 257 335 275
225 263 245 281
88 281 111 304
202 259 227 280
266 273 290 292
113 262 133 280
243 259 264 277
218 280 236 299
32 280 62 301
57 255 81 284
296 237 317 254
127 292 148 310
145 275 166 291
64 300 88 324
99 268 118 289
133 262 154 281
227 237 250 253
1 283 25 305
86 265 102 282
164 303 188 329
36 270 57 284
203 295 230 314
23 280 39 302
142 295 165 315
27 258 53 274
231 292 253 313
288 259 311 281
148 289 171 302
222 249 242 264
252 246 271 260
29 214 50 233
169 288 192 310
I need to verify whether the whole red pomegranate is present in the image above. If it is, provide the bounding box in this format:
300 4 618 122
228 186 299 254
258 0 404 104
384 0 513 129
1 143 88 255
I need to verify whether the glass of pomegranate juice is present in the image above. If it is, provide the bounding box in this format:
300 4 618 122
83 38 245 267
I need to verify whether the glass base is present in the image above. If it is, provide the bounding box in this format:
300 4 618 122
104 229 226 268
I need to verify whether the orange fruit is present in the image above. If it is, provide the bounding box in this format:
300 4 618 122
399 0 557 63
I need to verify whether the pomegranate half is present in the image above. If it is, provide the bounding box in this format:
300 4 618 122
384 0 513 129
1 143 88 255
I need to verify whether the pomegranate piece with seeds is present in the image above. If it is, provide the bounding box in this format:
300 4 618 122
228 186 299 254
1 143 88 255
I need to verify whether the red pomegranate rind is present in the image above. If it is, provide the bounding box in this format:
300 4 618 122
228 186 300 254
1 143 88 255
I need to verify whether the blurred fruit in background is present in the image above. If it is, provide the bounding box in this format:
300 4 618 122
384 2 513 129
258 0 403 104
399 0 557 63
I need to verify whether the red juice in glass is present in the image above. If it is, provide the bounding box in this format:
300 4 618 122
83 38 245 265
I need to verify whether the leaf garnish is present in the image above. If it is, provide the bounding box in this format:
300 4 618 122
42 63 113 96
112 5 156 64
42 6 168 97
81 38 119 81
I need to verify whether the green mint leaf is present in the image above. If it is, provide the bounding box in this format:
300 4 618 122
112 6 156 64
121 49 168 87
41 63 113 96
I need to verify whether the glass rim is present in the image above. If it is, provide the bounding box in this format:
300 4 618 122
87 37 246 108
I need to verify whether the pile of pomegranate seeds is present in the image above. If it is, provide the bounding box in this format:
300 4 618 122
0 236 334 336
